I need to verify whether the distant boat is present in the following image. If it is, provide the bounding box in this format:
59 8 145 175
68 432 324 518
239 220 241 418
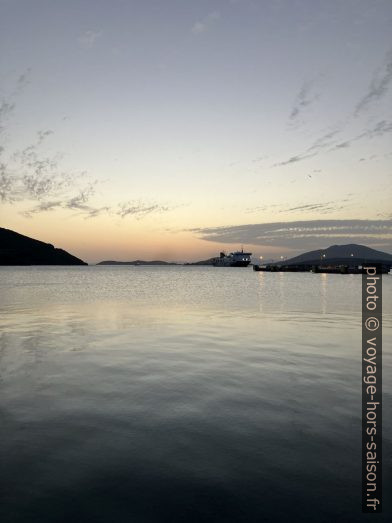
213 249 252 267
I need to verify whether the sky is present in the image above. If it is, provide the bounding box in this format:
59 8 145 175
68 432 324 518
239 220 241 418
0 0 391 263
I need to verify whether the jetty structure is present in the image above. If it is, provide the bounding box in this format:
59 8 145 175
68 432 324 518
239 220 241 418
253 244 392 274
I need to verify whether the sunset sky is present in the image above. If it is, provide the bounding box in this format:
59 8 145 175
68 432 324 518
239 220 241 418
1 0 391 263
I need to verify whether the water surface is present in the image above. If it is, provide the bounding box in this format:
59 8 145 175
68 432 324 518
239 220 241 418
0 266 391 522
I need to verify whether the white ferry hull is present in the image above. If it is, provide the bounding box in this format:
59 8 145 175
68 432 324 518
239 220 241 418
213 250 252 267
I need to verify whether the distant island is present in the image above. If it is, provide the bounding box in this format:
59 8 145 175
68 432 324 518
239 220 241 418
275 244 392 266
0 228 87 265
184 257 216 266
1 228 391 270
98 258 219 266
97 260 178 266
253 244 392 273
97 244 392 268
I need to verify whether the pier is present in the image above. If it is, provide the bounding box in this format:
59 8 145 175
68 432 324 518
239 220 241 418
253 260 391 274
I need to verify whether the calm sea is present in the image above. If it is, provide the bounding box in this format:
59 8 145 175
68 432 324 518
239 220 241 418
0 266 391 522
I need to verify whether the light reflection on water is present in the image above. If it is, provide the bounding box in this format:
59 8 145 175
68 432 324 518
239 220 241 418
0 266 391 522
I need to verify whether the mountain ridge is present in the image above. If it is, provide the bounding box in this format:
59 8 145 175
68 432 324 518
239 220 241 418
0 228 87 265
278 244 392 266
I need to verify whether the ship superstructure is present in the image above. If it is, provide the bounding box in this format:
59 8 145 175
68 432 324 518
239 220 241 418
213 249 252 267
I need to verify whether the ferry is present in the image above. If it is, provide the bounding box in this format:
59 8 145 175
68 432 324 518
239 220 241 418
213 249 252 267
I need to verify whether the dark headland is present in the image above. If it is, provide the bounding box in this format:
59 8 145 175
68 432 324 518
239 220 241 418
0 228 87 265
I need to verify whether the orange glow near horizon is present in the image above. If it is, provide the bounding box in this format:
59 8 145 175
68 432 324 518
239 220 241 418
1 209 286 264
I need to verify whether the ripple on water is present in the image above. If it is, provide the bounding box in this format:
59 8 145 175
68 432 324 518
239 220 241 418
0 267 391 522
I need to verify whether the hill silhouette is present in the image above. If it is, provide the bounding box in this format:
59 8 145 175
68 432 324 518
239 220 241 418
0 228 87 265
279 244 392 266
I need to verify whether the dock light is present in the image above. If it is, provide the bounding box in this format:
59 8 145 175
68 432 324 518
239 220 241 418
259 256 263 260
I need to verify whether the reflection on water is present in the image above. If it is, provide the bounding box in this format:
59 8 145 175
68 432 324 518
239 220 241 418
320 272 328 314
0 267 391 522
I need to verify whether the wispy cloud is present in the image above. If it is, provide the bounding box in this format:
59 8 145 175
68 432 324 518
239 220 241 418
306 128 341 152
0 162 14 202
1 75 184 221
23 197 173 221
191 12 220 35
279 199 351 214
189 219 392 251
245 198 351 215
78 30 102 48
117 201 171 219
65 183 96 210
275 48 392 168
21 181 110 219
8 130 77 201
276 115 392 166
4 135 175 220
354 50 392 117
0 93 101 214
289 80 318 125
0 101 15 133
13 69 32 95
0 79 113 218
273 152 317 167
22 200 111 219
245 203 281 214
273 126 341 167
363 119 392 139
62 184 111 218
21 200 62 217
331 120 392 151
